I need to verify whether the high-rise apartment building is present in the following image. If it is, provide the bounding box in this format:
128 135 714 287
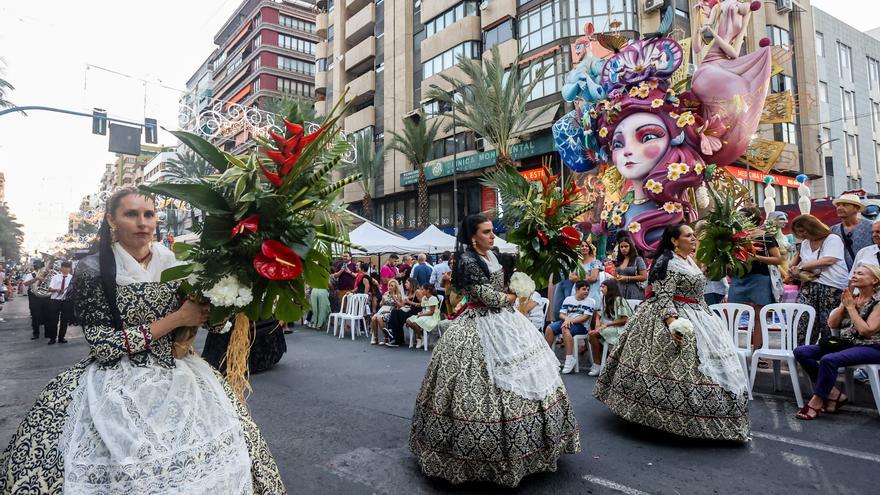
142 150 179 185
208 0 319 154
315 0 824 233
114 145 167 189
813 7 880 196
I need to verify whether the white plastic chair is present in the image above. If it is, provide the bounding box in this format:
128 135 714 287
539 296 550 326
848 365 880 416
336 294 370 340
407 295 444 351
580 300 642 374
710 303 755 399
750 303 815 407
327 294 349 337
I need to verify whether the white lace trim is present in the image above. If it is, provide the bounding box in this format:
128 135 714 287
679 306 749 396
59 356 253 494
474 310 564 401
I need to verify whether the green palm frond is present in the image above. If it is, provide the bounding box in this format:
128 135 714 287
350 128 384 198
424 45 552 166
165 149 219 184
263 95 317 126
386 118 441 166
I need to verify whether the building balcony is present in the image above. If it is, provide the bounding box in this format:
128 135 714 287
316 40 329 59
344 105 375 133
483 38 518 66
316 11 328 38
421 0 460 24
421 65 468 98
315 70 328 92
345 36 375 75
315 99 328 117
421 16 481 62
345 70 375 105
481 0 517 29
345 0 372 14
345 2 375 46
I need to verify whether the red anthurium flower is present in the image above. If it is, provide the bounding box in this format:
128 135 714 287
259 164 283 187
537 229 549 246
733 247 750 263
253 240 303 280
262 120 330 176
560 226 582 249
731 231 750 241
232 214 260 238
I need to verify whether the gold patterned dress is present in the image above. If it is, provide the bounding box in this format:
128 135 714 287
409 251 581 487
0 253 284 494
594 255 750 441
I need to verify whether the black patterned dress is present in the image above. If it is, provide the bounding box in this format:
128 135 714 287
409 252 581 487
0 255 284 494
594 255 750 441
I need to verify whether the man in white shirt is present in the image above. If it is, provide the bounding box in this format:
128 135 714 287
22 260 49 340
850 220 880 275
46 261 74 345
543 281 596 374
430 251 452 295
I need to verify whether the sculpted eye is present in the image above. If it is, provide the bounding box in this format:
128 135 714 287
611 140 624 150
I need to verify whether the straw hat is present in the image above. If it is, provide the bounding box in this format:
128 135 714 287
832 193 864 211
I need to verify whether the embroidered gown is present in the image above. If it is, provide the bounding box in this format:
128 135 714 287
593 255 750 441
409 251 581 487
0 254 284 494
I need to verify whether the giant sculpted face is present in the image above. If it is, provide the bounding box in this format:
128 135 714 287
610 112 670 183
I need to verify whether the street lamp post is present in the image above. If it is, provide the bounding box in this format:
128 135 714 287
430 84 458 232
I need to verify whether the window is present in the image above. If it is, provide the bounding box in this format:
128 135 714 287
519 0 565 52
872 101 880 133
821 127 832 150
869 57 880 90
278 55 315 75
484 19 515 50
845 133 859 174
819 81 828 103
422 99 452 117
424 1 480 37
838 42 853 81
278 34 316 54
773 122 797 145
431 132 475 158
771 74 793 93
423 41 481 78
523 57 558 101
571 0 638 36
815 31 825 58
766 25 791 49
327 25 334 42
279 14 315 33
276 78 315 97
841 88 855 120
328 0 335 12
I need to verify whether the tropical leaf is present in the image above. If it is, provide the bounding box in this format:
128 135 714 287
140 183 232 215
169 130 229 172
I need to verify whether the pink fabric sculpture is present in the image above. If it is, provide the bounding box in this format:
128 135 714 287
691 0 772 166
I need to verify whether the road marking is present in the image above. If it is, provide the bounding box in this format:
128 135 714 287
753 431 880 463
583 475 651 495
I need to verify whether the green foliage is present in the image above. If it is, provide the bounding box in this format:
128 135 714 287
0 203 24 262
424 45 552 167
695 187 756 281
386 118 441 227
164 149 218 184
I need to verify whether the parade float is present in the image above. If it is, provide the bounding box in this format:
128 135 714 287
547 1 806 271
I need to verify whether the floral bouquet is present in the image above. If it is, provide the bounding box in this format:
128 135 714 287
695 187 757 281
140 96 359 399
482 163 590 289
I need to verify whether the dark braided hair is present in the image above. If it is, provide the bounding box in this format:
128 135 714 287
647 224 688 286
451 214 492 290
97 187 149 332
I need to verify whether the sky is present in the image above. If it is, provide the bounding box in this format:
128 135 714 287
0 0 878 251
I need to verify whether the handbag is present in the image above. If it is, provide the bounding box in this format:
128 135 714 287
768 265 785 302
818 335 855 353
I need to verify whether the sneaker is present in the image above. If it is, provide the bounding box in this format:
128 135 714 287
370 337 378 345
854 368 869 384
58 339 68 344
47 339 56 345
561 356 577 374
385 340 399 348
587 364 601 377
415 338 423 348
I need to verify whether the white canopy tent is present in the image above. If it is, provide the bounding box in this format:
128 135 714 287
493 236 518 254
409 224 456 254
348 222 429 254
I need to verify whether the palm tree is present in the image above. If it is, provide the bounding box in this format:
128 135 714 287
349 128 385 220
0 204 24 262
424 45 552 169
386 118 441 228
164 149 217 184
263 95 318 126
0 59 17 110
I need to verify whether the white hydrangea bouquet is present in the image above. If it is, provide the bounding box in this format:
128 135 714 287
509 272 537 298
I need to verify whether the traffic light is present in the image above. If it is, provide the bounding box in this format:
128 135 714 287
144 118 157 144
92 108 107 135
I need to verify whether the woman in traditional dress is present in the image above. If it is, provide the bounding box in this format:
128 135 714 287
0 188 284 494
410 214 581 487
594 224 750 441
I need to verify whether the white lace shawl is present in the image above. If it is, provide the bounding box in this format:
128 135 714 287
112 242 180 286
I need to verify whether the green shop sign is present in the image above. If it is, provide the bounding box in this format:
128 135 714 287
399 133 555 186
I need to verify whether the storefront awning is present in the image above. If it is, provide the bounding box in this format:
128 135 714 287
513 103 560 137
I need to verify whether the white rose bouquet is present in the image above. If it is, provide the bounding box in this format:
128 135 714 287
509 272 536 298
668 318 695 346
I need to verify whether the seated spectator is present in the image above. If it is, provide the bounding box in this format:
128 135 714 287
587 279 633 376
371 279 403 345
406 285 441 348
793 264 880 420
515 291 545 332
544 281 596 374
385 278 421 347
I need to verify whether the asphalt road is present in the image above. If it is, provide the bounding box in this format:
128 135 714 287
1 295 878 495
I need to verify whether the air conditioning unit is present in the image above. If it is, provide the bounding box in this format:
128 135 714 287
644 0 663 14
776 0 793 14
475 137 487 151
479 1 490 10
